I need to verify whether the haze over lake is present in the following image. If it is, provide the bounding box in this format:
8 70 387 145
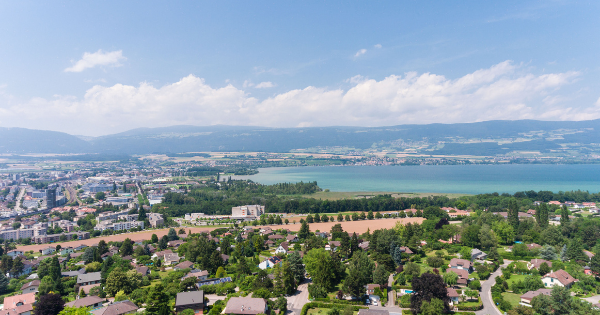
231 164 600 194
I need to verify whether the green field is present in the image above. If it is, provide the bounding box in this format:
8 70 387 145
502 292 522 307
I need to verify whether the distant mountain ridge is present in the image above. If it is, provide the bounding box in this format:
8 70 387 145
2 119 600 155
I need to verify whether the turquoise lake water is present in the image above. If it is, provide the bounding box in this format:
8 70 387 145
231 164 600 194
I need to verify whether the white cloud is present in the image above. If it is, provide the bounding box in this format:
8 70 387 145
254 82 275 89
243 80 254 88
354 49 367 57
1 61 593 136
374 44 382 49
64 50 126 73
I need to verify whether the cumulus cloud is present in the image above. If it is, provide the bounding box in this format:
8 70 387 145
64 50 126 73
374 44 382 49
354 49 367 57
254 81 275 89
0 61 594 136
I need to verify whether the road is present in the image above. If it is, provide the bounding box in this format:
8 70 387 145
287 281 309 315
14 188 25 211
387 273 395 307
66 184 82 205
476 261 509 315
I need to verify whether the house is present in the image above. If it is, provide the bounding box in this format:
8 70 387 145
224 297 267 315
62 269 86 278
526 243 542 251
315 232 330 238
39 247 55 255
221 254 230 263
398 246 413 254
583 250 595 261
77 272 102 286
175 291 205 314
526 209 537 216
286 235 299 242
449 258 473 273
11 262 33 278
182 270 209 281
446 269 469 286
65 296 104 309
471 249 487 261
0 304 33 315
3 292 36 309
366 284 380 295
268 235 284 241
358 241 369 251
520 289 552 306
542 270 577 288
91 300 138 315
135 266 150 276
79 284 101 295
164 253 181 266
330 241 341 251
528 259 552 270
258 256 282 270
264 240 275 247
168 240 185 248
7 250 24 258
59 247 75 255
175 261 194 270
74 244 88 252
151 250 173 260
20 280 40 293
275 243 289 255
447 288 460 305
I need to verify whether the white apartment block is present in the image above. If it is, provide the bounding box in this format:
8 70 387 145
94 220 144 232
231 205 265 218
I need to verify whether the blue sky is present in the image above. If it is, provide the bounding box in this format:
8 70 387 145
0 1 598 136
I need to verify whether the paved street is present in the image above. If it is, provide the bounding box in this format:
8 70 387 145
475 261 510 315
287 281 310 315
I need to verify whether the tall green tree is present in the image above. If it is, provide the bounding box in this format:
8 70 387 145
120 238 134 256
304 248 336 291
343 251 375 297
508 199 519 230
373 265 390 287
560 205 570 226
288 251 305 285
298 220 310 240
0 271 8 294
537 203 549 228
105 268 131 296
10 257 23 276
145 284 171 315
35 293 64 315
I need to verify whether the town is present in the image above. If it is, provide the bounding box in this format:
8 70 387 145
0 160 599 315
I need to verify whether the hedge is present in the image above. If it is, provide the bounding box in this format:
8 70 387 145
312 298 364 305
299 302 367 315
392 285 412 290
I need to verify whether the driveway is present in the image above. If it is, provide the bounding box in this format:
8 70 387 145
287 281 310 315
583 295 600 304
475 261 510 315
205 294 226 306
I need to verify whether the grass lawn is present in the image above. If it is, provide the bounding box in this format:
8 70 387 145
505 274 528 287
502 292 522 307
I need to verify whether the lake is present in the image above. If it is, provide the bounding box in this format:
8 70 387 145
230 164 600 194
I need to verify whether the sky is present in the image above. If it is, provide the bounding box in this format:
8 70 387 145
0 1 599 136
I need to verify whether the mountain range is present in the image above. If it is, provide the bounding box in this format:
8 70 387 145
2 119 600 156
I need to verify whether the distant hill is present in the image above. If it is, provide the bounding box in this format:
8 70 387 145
2 120 600 156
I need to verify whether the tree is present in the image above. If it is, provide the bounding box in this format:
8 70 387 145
159 235 169 250
58 307 91 315
560 204 570 226
288 251 305 285
138 207 147 221
167 228 178 241
426 256 444 268
343 251 375 297
419 298 445 315
0 272 8 294
274 261 297 295
95 192 106 200
35 293 65 315
443 271 458 287
508 199 519 230
468 280 481 291
540 245 558 261
410 273 449 315
590 253 600 274
304 248 336 291
373 265 389 287
404 262 421 280
179 277 199 292
550 285 572 315
560 244 568 262
236 256 251 275
151 234 159 243
146 284 171 315
531 294 553 315
216 266 227 278
337 213 343 222
105 268 131 296
537 203 549 228
11 256 24 276
367 211 374 220
479 225 498 250
115 290 127 302
120 238 134 256
298 220 310 240
539 262 551 276
507 306 534 315
566 238 585 261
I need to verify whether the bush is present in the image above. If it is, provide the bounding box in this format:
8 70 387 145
299 303 366 315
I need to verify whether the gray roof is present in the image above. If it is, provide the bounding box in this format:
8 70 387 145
175 291 204 307
358 310 389 315
224 297 266 315
65 296 104 308
77 272 102 284
91 300 138 315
